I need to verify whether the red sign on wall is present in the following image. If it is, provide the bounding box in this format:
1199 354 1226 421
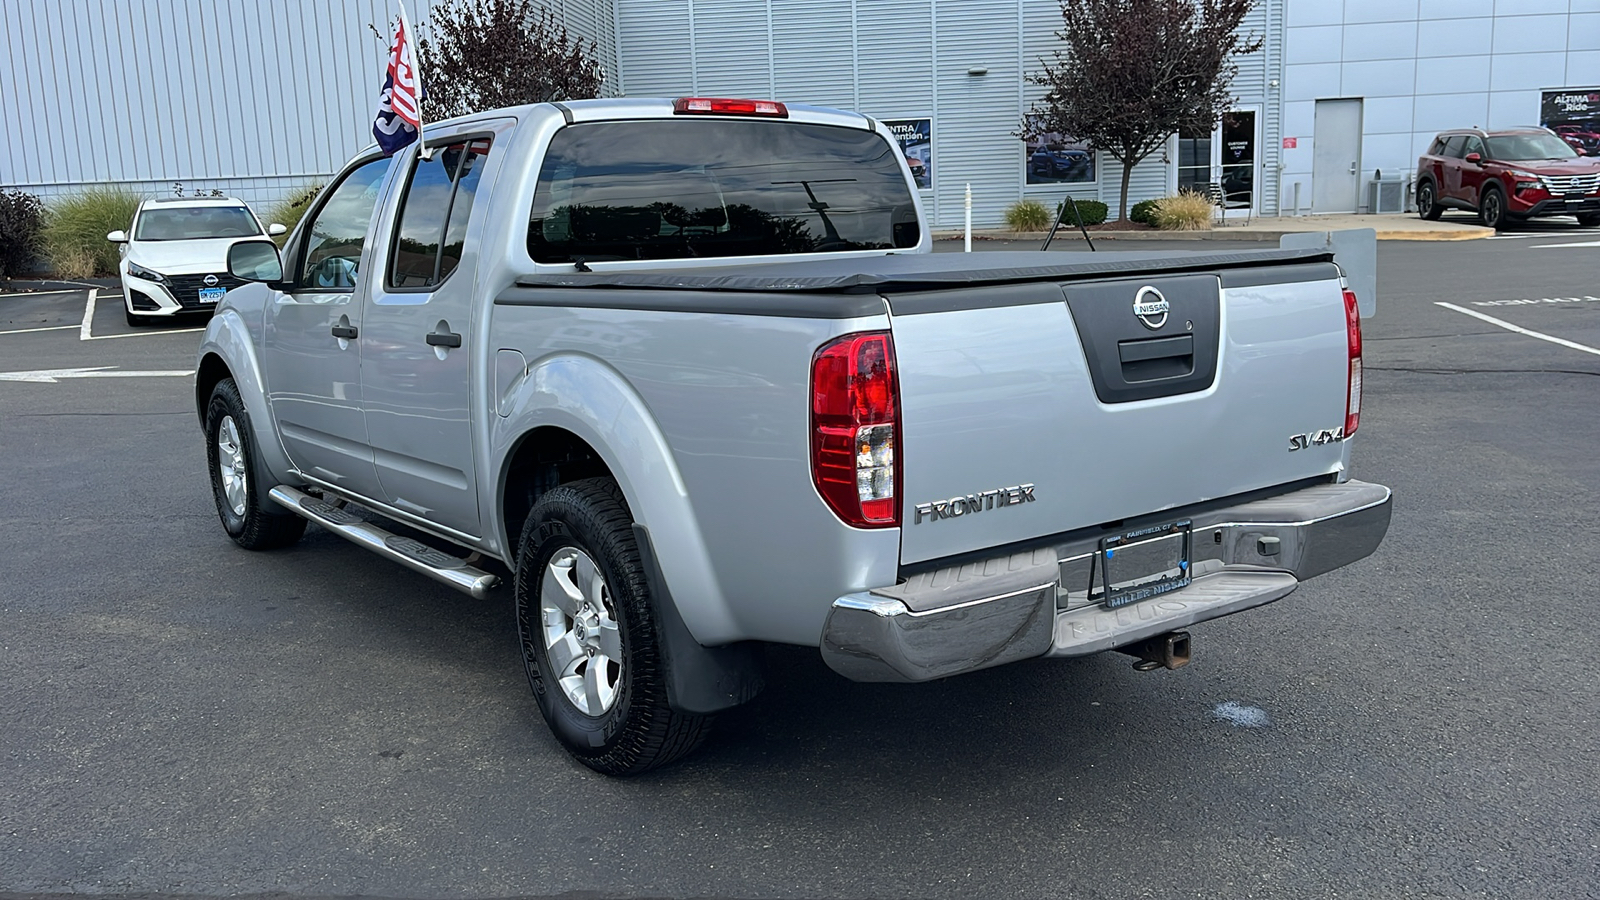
1282 137 1299 149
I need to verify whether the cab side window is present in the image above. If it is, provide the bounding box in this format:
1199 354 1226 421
388 138 493 289
298 157 392 291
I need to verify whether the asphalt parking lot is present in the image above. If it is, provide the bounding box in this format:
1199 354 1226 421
2 230 1599 900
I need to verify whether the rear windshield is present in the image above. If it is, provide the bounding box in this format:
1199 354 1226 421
528 119 920 263
135 206 262 241
1486 134 1578 161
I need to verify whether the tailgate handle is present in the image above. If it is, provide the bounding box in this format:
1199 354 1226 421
1118 334 1193 364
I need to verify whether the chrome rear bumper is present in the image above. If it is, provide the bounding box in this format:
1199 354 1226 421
821 479 1391 683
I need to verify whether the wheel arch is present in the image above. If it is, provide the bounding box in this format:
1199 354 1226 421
196 309 295 504
492 354 738 647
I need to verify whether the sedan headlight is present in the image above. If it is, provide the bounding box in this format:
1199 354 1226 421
128 262 167 283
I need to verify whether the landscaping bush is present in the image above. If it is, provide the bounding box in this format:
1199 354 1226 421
1130 198 1160 226
1004 198 1053 232
1058 198 1108 226
0 189 44 279
264 183 323 245
1152 191 1213 231
42 186 142 278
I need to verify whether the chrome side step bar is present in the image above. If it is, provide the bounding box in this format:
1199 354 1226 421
268 485 501 599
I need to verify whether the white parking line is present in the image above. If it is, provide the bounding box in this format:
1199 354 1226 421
1528 240 1600 249
0 288 87 298
1436 302 1600 357
75 287 204 340
0 324 80 336
78 289 97 340
1485 230 1600 241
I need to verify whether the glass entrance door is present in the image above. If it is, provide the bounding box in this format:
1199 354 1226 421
1220 110 1257 209
1175 109 1259 211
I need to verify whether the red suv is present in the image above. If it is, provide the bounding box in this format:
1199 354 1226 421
1416 128 1600 229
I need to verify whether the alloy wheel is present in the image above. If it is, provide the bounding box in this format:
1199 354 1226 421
216 415 248 517
540 547 624 716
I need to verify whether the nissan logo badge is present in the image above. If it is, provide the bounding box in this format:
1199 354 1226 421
203 274 220 287
1133 286 1169 330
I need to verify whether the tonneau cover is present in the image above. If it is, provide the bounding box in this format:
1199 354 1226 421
513 248 1336 293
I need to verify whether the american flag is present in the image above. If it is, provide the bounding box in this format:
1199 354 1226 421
373 5 424 157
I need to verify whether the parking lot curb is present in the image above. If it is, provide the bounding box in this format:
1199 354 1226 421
935 223 1494 243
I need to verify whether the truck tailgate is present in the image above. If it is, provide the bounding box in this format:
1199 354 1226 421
888 261 1350 565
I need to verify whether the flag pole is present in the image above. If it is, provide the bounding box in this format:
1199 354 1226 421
397 0 432 160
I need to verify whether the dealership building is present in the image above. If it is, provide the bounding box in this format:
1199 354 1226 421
4 0 1599 229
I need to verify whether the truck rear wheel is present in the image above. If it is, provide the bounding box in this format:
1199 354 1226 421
204 378 307 550
515 477 712 775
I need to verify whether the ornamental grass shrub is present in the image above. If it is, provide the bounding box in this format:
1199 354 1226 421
1152 191 1214 231
42 186 142 277
0 189 45 279
265 183 323 245
1004 198 1053 232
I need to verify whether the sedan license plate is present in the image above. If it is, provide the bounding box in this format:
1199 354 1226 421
197 286 226 304
1097 520 1192 609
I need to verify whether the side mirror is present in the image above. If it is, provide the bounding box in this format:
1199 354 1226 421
228 239 284 284
1464 152 1482 164
106 230 128 243
267 223 287 236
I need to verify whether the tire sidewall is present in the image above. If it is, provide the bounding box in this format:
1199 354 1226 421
1481 186 1506 229
1418 181 1437 219
205 381 252 538
516 507 640 759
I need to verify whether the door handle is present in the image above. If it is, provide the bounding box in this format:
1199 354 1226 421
1349 161 1358 174
425 331 462 348
331 324 358 339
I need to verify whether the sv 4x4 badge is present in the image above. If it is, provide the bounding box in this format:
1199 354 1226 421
1288 428 1345 451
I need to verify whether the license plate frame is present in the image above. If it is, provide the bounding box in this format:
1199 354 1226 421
197 286 226 304
1097 519 1192 610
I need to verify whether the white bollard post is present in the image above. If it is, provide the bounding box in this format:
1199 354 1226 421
964 183 972 253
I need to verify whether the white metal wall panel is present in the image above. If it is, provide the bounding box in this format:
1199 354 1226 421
771 0 856 110
614 0 694 97
855 1 932 117
1 0 620 206
931 0 1024 228
689 0 773 97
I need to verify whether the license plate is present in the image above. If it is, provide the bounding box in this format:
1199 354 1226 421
198 287 226 303
1097 519 1192 609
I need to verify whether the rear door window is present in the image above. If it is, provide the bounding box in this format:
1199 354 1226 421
388 138 493 288
1442 136 1469 158
528 119 920 263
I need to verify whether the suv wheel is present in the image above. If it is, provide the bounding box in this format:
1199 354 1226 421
1478 186 1508 230
1417 180 1442 221
515 477 713 775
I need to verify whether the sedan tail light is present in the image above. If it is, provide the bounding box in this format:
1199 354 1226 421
1343 287 1362 438
811 332 899 528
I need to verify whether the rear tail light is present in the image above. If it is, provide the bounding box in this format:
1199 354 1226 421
1343 287 1362 438
811 332 899 528
673 97 788 118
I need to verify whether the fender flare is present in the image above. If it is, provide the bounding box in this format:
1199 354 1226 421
493 353 739 648
196 306 295 506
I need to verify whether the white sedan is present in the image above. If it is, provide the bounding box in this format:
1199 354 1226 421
107 198 285 326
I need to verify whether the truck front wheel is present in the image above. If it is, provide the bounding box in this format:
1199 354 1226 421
204 378 306 550
515 477 712 775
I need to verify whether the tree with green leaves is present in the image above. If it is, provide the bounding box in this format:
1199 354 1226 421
419 0 605 118
1024 0 1262 223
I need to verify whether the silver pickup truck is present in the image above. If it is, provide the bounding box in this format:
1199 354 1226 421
197 97 1391 775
